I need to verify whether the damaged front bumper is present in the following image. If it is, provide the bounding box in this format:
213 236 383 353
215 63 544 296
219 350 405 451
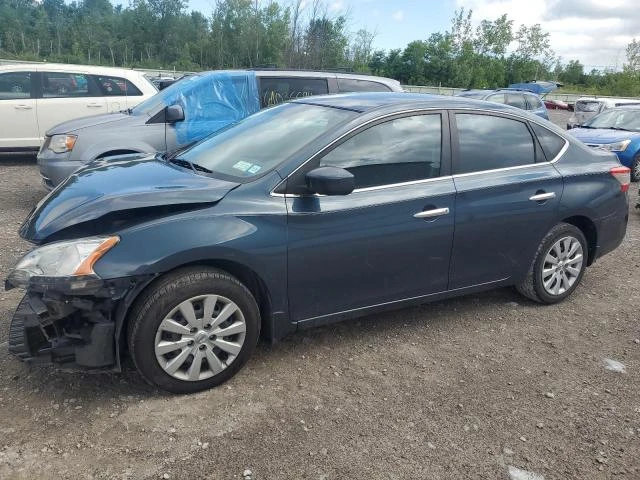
7 275 154 370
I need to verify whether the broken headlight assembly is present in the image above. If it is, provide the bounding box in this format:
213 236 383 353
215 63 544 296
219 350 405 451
6 236 119 290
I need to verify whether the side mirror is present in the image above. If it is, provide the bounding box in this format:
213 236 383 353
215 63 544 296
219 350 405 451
165 104 185 124
305 166 355 196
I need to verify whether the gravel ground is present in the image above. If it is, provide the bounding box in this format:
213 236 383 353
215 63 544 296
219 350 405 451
1 111 639 480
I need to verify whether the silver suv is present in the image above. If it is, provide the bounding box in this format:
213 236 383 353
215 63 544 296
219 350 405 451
37 69 402 189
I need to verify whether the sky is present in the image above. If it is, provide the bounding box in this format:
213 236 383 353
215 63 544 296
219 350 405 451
185 0 638 70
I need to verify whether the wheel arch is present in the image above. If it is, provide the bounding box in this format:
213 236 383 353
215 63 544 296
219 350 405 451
117 260 275 357
561 215 597 265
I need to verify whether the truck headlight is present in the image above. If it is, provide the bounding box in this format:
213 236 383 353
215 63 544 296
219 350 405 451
599 140 631 152
6 236 119 289
48 134 78 154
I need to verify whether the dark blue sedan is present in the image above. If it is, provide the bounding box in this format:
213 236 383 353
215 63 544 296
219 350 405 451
6 93 630 393
568 107 640 181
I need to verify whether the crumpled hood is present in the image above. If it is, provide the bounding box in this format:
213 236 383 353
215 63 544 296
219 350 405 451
46 112 141 136
21 155 239 243
568 128 640 144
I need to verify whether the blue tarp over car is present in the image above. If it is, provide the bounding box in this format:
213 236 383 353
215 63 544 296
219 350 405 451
151 70 261 144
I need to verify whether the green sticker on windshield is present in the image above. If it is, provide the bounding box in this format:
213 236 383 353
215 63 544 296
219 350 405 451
232 161 252 172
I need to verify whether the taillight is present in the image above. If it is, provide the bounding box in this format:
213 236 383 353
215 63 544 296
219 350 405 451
610 166 631 192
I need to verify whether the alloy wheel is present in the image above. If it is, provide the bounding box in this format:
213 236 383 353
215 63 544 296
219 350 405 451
541 236 584 296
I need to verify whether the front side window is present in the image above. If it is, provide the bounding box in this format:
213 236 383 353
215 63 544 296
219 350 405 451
337 78 391 93
259 77 329 107
0 72 32 100
92 75 143 96
486 93 506 104
42 72 93 98
176 103 355 180
319 114 442 189
455 114 535 174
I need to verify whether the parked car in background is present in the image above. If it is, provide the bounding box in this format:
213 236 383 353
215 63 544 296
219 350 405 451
456 88 549 120
568 106 640 181
7 93 629 393
0 63 157 154
37 69 402 189
544 99 572 111
567 97 640 129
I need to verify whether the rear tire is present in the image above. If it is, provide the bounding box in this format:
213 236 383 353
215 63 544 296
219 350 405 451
127 267 260 394
516 223 588 304
631 155 640 182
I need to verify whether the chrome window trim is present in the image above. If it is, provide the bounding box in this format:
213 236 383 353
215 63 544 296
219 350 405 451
270 106 570 198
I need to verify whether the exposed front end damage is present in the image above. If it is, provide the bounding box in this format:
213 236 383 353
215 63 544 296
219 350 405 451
7 276 154 370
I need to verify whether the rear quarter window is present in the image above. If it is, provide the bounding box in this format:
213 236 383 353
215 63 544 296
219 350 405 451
530 123 567 161
337 78 392 93
92 75 143 96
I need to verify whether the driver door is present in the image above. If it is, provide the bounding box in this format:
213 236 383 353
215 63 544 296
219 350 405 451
285 112 456 323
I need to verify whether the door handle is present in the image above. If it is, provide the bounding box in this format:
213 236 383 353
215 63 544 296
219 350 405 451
14 104 32 110
86 103 103 108
529 192 556 202
414 207 450 219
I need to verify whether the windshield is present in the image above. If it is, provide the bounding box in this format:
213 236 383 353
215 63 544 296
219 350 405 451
176 103 356 180
458 92 487 99
575 100 601 113
585 109 640 131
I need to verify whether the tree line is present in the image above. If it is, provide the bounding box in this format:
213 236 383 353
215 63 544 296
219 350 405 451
1 0 639 96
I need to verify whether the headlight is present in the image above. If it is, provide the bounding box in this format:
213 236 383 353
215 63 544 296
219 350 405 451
48 134 77 154
6 236 119 289
599 139 631 152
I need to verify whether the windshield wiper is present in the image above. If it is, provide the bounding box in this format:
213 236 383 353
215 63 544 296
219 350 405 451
169 158 213 174
607 126 632 131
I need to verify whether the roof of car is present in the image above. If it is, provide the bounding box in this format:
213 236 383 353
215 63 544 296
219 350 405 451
292 92 526 114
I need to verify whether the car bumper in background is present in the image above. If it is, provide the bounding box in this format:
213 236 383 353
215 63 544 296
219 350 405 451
37 148 84 190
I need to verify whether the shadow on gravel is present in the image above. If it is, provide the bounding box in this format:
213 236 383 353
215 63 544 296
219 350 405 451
7 286 530 400
0 155 37 166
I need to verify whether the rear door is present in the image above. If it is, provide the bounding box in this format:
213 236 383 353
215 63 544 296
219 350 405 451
36 69 106 138
0 70 39 150
449 112 564 289
285 112 455 322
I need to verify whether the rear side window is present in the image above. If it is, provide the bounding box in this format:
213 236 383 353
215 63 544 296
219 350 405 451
337 78 391 93
505 93 527 109
576 101 601 112
259 77 329 107
530 123 566 161
0 72 32 100
526 94 544 110
42 72 94 98
455 114 535 174
320 114 442 189
92 75 143 96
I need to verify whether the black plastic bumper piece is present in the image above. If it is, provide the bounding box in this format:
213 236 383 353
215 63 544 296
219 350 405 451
8 302 30 360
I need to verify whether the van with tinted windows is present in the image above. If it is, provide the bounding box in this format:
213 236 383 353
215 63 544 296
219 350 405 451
0 63 157 154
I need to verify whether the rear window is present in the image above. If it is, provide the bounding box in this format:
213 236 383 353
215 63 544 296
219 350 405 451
337 78 391 93
530 123 566 161
526 94 544 110
576 101 601 112
259 77 329 108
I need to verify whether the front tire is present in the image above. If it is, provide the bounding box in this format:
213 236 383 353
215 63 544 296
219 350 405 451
516 223 588 304
127 267 260 394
